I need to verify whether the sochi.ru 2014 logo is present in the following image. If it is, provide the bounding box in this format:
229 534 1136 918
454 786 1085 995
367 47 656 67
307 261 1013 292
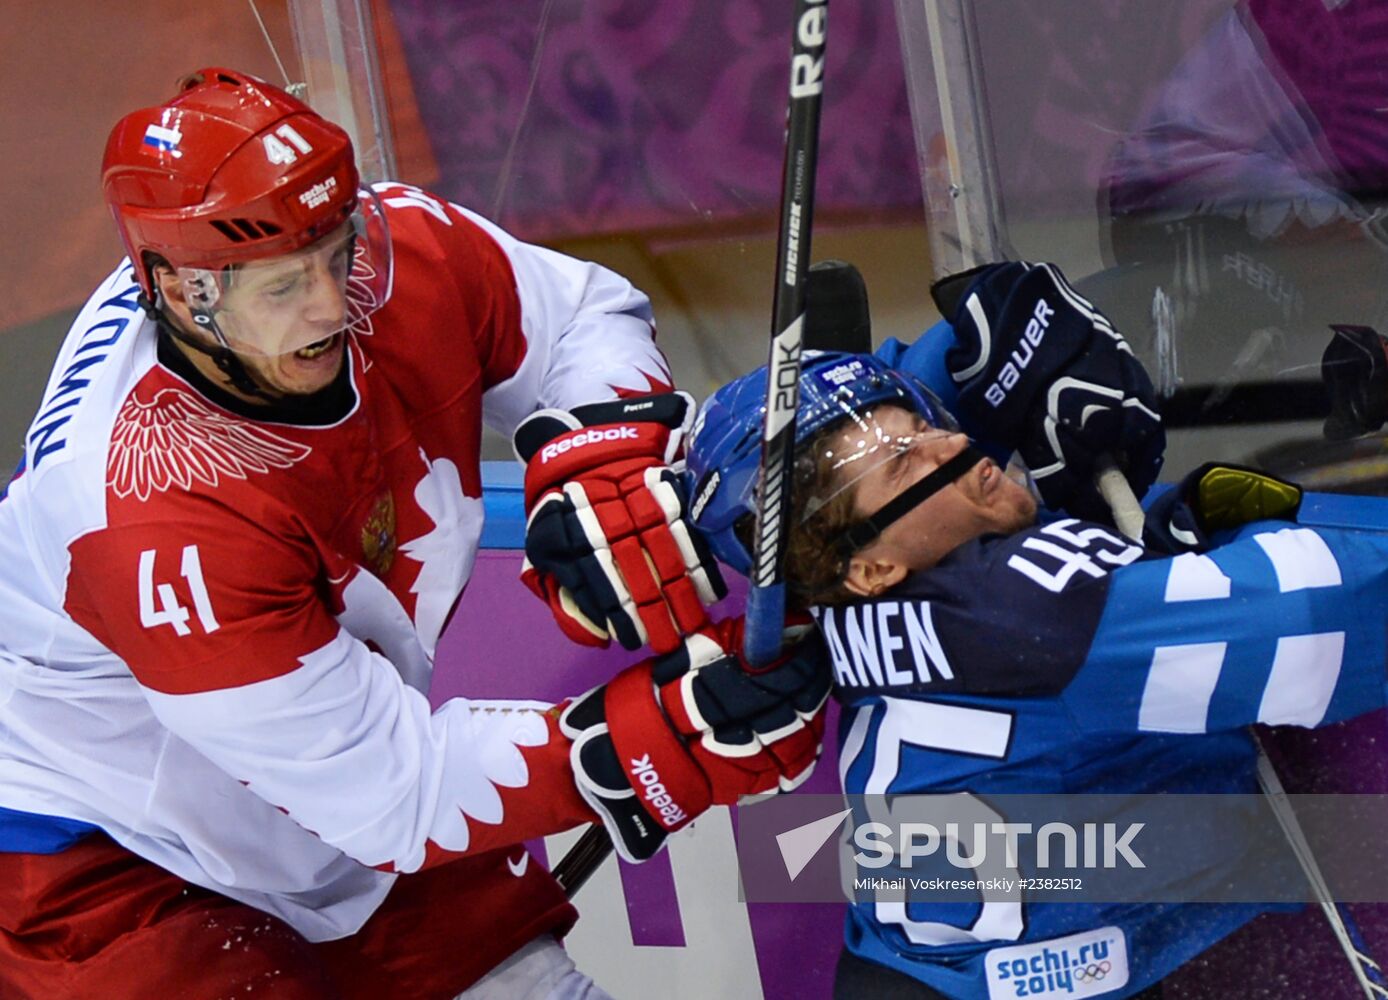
984 928 1130 999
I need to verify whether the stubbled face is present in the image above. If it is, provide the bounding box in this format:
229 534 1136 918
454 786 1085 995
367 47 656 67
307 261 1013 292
160 226 354 399
213 239 352 395
840 404 1038 584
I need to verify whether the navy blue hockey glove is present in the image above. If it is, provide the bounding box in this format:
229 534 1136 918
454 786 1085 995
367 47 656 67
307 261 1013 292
515 391 727 655
1143 462 1303 554
1322 324 1388 440
933 261 1165 522
558 616 830 863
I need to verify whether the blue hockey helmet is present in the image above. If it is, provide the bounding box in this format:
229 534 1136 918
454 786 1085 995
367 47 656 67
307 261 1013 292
685 351 962 576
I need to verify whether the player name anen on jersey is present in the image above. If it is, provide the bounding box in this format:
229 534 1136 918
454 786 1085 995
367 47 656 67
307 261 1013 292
811 600 956 690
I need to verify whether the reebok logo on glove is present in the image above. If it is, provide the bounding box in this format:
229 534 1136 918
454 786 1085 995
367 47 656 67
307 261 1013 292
540 426 640 463
984 297 1055 408
629 754 690 827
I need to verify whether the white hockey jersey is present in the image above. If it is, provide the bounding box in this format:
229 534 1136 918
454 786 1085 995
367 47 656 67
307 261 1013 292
0 183 671 941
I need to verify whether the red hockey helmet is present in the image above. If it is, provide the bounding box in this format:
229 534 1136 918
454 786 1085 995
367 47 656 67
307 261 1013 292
102 68 361 297
101 68 392 358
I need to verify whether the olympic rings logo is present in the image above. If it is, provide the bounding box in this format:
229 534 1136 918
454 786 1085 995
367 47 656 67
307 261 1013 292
1074 960 1111 983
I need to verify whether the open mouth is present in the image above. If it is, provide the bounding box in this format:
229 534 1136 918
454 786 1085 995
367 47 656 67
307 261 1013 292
295 333 340 360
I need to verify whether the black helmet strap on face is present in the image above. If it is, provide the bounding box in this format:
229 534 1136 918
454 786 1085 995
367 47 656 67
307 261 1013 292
833 444 988 558
139 290 275 400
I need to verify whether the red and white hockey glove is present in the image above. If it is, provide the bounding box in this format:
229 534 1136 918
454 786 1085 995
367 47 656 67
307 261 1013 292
515 392 727 654
558 616 830 862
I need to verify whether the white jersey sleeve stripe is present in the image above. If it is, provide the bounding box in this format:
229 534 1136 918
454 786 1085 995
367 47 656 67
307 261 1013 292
1258 632 1345 727
1163 552 1232 603
1253 528 1342 591
1138 642 1227 733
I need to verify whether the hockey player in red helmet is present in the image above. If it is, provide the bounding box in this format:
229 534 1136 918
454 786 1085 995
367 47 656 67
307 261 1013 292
102 68 393 400
0 69 827 998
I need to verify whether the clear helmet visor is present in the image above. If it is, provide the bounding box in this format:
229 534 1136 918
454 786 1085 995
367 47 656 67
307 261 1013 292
796 403 962 523
175 187 393 358
726 362 964 521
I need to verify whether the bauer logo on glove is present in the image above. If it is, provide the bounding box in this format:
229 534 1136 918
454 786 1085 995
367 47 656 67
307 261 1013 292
981 296 1055 408
933 260 1165 524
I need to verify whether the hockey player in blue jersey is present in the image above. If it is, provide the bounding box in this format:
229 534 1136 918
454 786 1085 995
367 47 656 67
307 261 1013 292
684 260 1385 998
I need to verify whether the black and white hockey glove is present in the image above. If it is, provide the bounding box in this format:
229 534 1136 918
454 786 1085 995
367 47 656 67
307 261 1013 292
559 616 830 863
934 261 1165 522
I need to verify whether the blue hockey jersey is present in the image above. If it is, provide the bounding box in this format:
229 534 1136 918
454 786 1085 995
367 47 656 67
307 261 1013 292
818 516 1388 999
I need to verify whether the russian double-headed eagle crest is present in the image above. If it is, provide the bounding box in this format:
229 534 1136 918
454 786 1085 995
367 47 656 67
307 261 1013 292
361 490 397 575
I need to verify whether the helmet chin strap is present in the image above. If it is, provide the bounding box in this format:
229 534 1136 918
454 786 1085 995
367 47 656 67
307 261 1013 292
139 291 280 400
833 444 989 557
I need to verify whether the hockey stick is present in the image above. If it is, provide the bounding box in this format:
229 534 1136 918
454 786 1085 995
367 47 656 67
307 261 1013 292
557 0 831 898
1251 732 1388 999
555 260 871 900
1096 463 1388 999
744 0 830 667
553 824 611 898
